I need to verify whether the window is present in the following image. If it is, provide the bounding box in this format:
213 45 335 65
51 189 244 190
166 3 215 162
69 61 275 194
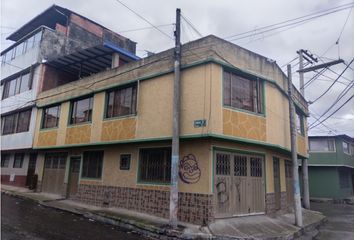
234 155 247 176
296 110 305 135
106 85 137 118
42 105 60 129
2 72 32 99
1 109 31 135
309 138 335 152
216 153 230 175
82 151 103 179
70 97 93 124
342 141 350 154
120 154 131 170
139 148 171 183
338 168 350 189
1 154 10 168
44 153 67 169
13 153 24 168
223 70 263 113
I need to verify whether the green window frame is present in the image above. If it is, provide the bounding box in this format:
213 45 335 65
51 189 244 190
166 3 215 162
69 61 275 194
69 96 93 125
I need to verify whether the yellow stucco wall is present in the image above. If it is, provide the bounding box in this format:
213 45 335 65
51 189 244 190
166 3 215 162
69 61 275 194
101 117 136 141
223 109 266 141
297 134 307 157
37 130 58 147
65 124 91 145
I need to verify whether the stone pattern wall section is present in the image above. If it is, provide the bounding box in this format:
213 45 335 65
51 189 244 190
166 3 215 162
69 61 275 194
65 125 91 145
71 184 214 225
223 109 266 141
37 131 58 146
101 118 136 142
265 192 288 215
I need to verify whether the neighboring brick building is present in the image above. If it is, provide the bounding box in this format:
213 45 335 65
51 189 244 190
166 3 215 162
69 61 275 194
1 5 137 188
307 135 354 200
30 35 309 225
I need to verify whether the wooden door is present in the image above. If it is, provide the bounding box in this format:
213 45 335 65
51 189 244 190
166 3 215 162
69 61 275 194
67 157 81 198
285 160 293 206
273 158 281 210
26 153 37 189
215 151 265 217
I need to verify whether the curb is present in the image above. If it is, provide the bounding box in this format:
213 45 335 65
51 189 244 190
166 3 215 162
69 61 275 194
1 190 326 240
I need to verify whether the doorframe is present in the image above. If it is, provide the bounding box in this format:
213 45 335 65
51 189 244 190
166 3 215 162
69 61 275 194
212 146 267 217
66 155 82 198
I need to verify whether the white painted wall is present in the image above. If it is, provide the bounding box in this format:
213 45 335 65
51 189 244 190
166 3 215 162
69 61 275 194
1 45 40 80
0 152 29 176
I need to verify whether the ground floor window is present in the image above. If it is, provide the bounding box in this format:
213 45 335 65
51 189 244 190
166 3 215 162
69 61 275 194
338 168 350 189
44 153 67 169
13 153 24 168
139 148 171 183
82 151 103 179
1 154 10 168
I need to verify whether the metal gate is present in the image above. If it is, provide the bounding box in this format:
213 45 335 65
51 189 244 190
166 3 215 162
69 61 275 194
285 160 293 206
42 153 67 195
273 157 281 210
214 151 265 217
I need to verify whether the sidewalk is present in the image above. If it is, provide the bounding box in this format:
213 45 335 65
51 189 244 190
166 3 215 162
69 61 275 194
1 184 326 240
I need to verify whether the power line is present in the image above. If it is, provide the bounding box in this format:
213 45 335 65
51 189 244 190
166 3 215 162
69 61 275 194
310 94 354 129
181 14 203 38
224 2 354 41
113 0 173 40
336 6 353 44
309 58 354 104
117 24 174 33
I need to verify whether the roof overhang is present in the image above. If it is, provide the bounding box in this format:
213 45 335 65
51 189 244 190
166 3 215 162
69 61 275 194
44 42 140 78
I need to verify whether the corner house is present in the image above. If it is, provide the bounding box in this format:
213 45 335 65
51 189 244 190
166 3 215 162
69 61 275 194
32 36 309 225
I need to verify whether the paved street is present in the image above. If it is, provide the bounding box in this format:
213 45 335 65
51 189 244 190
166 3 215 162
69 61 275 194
312 202 354 240
1 193 148 240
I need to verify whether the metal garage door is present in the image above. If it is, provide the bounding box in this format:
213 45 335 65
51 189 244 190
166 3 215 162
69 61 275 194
214 151 265 217
42 153 67 195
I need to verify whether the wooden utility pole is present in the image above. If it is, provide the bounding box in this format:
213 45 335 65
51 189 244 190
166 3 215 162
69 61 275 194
297 50 310 210
287 64 303 227
170 8 181 229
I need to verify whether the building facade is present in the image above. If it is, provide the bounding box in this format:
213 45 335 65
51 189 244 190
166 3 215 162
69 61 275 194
30 35 309 225
307 135 354 199
1 5 137 187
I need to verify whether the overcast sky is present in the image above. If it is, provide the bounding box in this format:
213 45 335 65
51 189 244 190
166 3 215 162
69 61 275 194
1 0 353 137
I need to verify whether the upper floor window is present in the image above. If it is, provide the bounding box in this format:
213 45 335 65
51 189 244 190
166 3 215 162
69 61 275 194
296 110 305 135
2 72 32 99
42 105 60 129
70 96 93 125
106 84 137 118
1 109 32 135
342 141 350 155
223 70 263 114
309 138 335 152
1 31 42 66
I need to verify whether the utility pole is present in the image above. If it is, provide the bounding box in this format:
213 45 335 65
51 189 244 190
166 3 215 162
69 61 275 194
287 64 303 227
297 50 310 210
170 8 181 229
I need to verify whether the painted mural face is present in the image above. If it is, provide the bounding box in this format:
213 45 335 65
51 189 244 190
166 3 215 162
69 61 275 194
179 154 201 184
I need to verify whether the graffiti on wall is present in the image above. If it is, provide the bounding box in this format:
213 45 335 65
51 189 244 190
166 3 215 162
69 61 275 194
179 154 201 184
216 179 229 204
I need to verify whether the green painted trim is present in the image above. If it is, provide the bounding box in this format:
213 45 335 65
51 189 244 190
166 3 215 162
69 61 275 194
33 133 307 159
36 57 308 116
39 127 58 132
223 105 266 118
67 122 92 128
103 114 137 122
213 146 266 157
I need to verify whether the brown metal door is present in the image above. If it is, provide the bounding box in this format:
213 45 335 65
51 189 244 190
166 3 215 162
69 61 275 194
42 154 67 195
26 153 37 188
285 160 293 206
215 152 233 217
215 151 265 217
273 158 281 210
67 157 81 198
